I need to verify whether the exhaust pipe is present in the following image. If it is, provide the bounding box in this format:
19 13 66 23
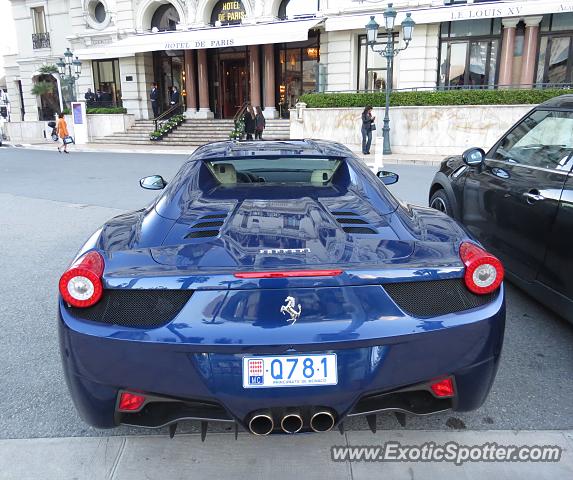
248 411 274 436
281 411 303 434
310 410 335 433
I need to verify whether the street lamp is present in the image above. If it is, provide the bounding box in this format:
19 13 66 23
57 47 82 104
366 5 415 155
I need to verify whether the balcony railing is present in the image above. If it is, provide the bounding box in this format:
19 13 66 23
32 32 50 50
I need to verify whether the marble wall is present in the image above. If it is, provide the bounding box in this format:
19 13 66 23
290 104 534 155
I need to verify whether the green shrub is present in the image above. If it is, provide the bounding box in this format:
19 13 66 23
299 88 572 108
62 107 127 115
86 107 127 114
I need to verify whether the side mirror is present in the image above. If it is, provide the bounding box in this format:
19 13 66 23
139 175 167 190
377 170 399 185
462 147 486 166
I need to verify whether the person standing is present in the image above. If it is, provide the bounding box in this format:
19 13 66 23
84 88 95 107
254 106 266 140
361 105 375 155
170 86 180 106
150 83 159 118
244 104 256 140
56 112 70 154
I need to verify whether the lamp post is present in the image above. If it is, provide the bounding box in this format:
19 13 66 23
56 47 82 105
366 4 415 155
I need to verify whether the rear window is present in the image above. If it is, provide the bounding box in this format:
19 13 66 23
206 157 342 185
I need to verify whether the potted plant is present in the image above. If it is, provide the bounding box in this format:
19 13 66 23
149 130 162 141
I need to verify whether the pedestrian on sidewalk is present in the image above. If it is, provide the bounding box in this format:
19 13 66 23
254 106 265 140
56 113 70 154
361 105 375 155
244 104 256 140
150 83 159 118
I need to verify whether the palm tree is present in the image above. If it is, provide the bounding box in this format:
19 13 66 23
38 64 59 75
31 79 60 119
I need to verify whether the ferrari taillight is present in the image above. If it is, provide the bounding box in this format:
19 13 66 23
459 242 504 295
59 251 104 308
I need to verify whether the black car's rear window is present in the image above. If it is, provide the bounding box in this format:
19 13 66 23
205 157 342 186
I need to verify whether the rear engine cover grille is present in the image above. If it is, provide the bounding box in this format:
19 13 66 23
383 278 497 317
192 220 224 228
337 218 368 225
65 290 193 328
342 226 377 234
186 230 219 238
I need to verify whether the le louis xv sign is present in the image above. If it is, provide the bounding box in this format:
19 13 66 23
449 1 573 21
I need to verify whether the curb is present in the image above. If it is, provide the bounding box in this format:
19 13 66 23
0 429 571 480
3 142 444 166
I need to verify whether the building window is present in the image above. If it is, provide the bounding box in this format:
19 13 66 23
32 6 46 34
276 31 320 117
92 59 122 107
438 19 501 89
94 2 106 23
357 34 396 92
278 0 319 20
536 13 573 87
86 0 111 30
151 4 180 31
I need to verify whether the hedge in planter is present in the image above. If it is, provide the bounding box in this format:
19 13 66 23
299 88 572 108
62 107 127 115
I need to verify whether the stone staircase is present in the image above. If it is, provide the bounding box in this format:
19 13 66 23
90 119 291 146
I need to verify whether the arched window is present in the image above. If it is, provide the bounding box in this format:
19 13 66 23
211 1 246 26
151 4 180 32
278 0 318 20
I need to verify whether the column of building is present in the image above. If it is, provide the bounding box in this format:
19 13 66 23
262 44 278 119
196 49 213 118
519 16 543 87
184 50 198 117
498 18 519 87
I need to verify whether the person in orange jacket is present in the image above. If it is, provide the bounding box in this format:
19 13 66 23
56 112 70 154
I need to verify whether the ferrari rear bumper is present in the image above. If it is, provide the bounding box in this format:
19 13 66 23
58 287 505 433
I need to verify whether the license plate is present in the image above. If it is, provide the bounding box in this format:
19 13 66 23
242 354 337 388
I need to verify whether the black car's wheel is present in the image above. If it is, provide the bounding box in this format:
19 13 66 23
430 189 453 217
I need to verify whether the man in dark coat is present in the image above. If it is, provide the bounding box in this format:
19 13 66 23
84 88 95 107
150 83 159 118
170 86 180 106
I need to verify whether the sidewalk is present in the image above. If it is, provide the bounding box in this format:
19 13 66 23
0 429 571 480
4 140 446 166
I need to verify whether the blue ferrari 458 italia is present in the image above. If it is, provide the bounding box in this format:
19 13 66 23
58 140 505 437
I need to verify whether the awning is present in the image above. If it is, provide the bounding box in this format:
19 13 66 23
325 0 573 32
76 18 323 60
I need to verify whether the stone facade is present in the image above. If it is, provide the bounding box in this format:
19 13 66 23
3 0 572 123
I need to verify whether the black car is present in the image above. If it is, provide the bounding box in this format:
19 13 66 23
429 94 573 323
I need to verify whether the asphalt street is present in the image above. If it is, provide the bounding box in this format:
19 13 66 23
0 146 572 440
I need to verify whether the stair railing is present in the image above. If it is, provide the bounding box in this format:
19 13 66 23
230 101 250 140
233 101 249 125
154 103 184 132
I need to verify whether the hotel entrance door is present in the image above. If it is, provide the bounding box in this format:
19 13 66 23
208 47 250 119
220 59 248 118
